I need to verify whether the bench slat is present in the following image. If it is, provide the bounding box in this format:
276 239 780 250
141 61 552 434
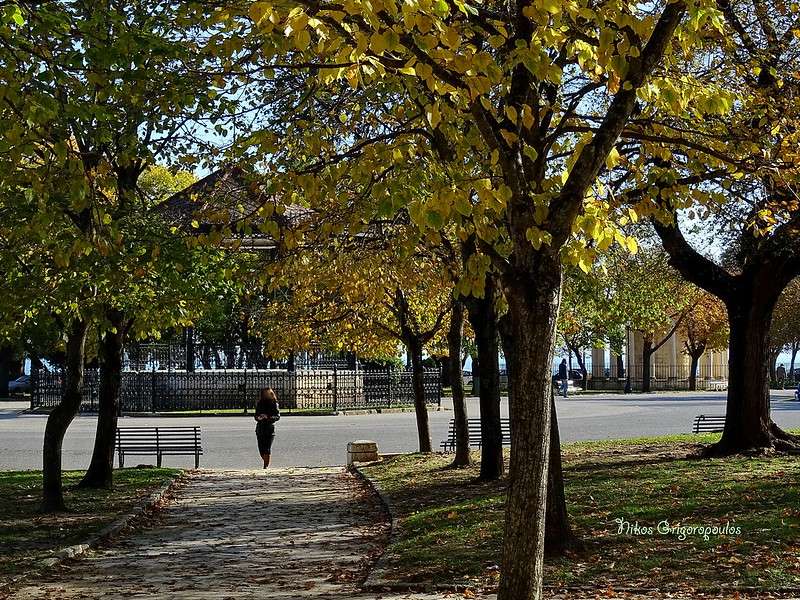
441 418 511 450
116 426 203 468
691 415 725 434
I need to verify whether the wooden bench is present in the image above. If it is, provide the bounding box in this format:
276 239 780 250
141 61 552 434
692 415 725 434
116 426 203 469
441 418 511 451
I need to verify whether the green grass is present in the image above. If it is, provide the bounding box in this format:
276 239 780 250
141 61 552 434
0 468 180 580
362 435 800 592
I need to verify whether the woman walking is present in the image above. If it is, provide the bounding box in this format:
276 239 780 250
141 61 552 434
255 387 280 468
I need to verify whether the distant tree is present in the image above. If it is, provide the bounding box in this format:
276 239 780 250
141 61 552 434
558 267 624 384
770 279 800 384
614 247 694 392
256 236 452 452
679 292 729 391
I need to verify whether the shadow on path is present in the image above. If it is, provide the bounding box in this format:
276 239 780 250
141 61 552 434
8 468 456 599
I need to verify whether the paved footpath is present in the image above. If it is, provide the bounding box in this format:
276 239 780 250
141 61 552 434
6 468 775 600
7 468 459 600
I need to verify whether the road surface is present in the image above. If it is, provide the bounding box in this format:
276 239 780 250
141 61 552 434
1 391 799 471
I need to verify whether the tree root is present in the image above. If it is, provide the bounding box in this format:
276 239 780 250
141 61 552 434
701 423 800 457
545 531 586 557
770 422 800 444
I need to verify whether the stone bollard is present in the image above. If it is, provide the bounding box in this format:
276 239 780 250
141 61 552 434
347 440 379 466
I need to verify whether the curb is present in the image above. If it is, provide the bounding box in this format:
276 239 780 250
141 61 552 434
0 470 185 595
350 457 470 594
348 459 402 591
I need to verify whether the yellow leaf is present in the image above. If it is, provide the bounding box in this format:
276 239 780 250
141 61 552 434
500 129 518 146
295 28 311 51
249 2 272 24
426 103 441 128
605 147 621 169
370 31 387 54
504 105 518 124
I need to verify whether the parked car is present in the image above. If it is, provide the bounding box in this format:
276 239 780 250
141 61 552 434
569 369 585 380
8 375 31 395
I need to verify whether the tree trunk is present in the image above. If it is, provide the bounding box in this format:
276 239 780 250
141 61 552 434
716 300 775 453
79 310 126 489
688 352 701 392
42 319 88 512
569 343 588 388
0 344 12 398
641 338 653 393
447 301 470 467
616 354 625 378
466 282 503 481
502 305 576 557
791 343 799 380
545 389 578 555
769 349 780 386
408 337 432 453
497 262 561 600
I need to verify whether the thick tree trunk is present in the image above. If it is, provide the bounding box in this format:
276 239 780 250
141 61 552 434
466 284 503 481
42 319 88 513
616 354 625 378
497 262 561 600
408 337 432 453
79 310 126 489
716 302 774 452
501 303 576 557
641 338 653 393
447 301 470 467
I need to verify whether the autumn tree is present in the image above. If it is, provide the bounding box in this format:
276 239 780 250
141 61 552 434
256 235 452 452
223 0 728 593
613 246 693 391
0 2 235 505
558 267 624 384
628 0 800 452
679 291 728 390
770 278 800 384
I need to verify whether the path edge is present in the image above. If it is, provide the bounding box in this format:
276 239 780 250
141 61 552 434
351 457 477 594
0 470 186 595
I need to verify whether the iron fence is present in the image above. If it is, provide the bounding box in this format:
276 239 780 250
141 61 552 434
587 363 729 391
31 366 441 413
123 343 356 373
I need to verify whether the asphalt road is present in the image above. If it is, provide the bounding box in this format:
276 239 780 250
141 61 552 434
1 391 799 471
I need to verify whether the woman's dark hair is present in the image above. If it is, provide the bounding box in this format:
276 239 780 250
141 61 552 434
260 387 278 408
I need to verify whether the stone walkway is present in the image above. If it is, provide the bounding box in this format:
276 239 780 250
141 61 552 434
7 468 459 600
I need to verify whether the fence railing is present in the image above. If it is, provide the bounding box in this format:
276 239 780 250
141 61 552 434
31 366 441 413
122 343 357 373
587 363 729 391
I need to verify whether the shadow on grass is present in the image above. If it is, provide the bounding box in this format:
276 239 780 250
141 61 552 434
364 440 800 591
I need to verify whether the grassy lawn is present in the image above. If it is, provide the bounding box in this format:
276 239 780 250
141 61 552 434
0 468 180 580
361 434 800 593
